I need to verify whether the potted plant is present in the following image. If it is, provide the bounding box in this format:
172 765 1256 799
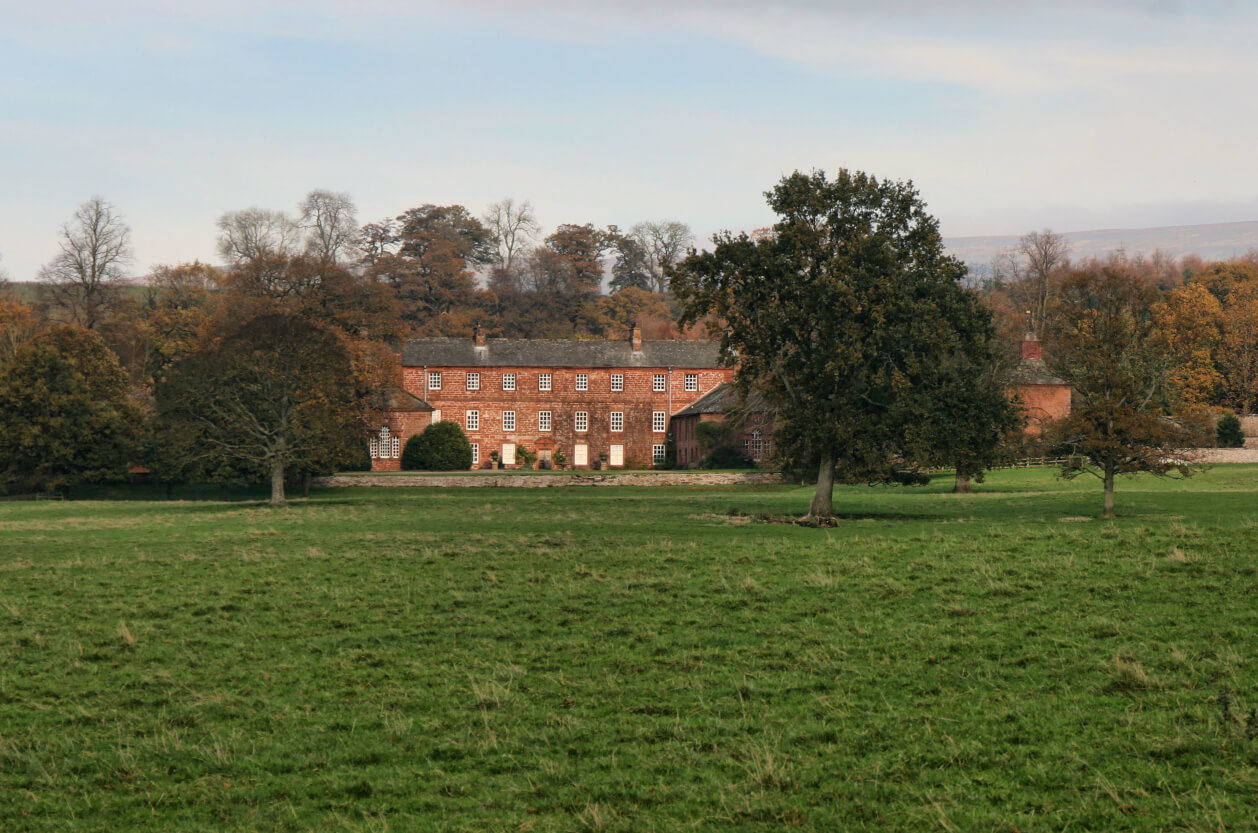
489 449 500 470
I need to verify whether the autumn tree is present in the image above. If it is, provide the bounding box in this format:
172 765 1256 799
593 287 675 336
362 204 493 334
0 300 40 365
0 326 141 493
1153 282 1223 406
1045 263 1200 519
38 197 133 330
672 168 1011 519
1218 283 1258 413
155 314 362 506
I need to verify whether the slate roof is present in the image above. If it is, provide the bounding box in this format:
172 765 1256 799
1009 357 1066 386
401 338 724 369
674 383 772 417
385 389 433 411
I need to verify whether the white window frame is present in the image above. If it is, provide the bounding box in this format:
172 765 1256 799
653 373 666 392
575 373 588 392
466 410 479 432
470 443 479 467
539 410 552 432
538 373 552 392
428 371 442 391
610 411 624 432
652 411 666 432
653 444 666 465
574 411 588 433
466 371 480 391
502 372 516 391
684 373 698 392
503 410 516 432
610 373 624 392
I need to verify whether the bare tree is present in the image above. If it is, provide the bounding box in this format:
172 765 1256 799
299 189 358 264
483 198 541 279
216 207 300 266
629 220 693 294
1016 229 1070 335
38 196 133 330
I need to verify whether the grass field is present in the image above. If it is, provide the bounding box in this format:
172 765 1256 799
3 467 1258 831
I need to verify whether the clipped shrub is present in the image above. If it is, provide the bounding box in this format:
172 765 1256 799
700 445 755 469
401 422 474 471
1217 411 1245 448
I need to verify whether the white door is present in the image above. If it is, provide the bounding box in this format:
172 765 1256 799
574 444 588 467
501 442 515 465
609 445 624 467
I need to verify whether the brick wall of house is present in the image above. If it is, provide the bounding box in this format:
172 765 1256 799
398 365 732 469
369 409 433 471
1014 383 1072 435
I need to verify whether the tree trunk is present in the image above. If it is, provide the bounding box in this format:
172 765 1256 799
953 472 972 494
270 459 287 506
1102 460 1116 519
165 481 174 501
809 449 836 519
302 471 311 498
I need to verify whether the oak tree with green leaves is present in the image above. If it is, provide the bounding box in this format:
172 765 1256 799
671 168 1016 519
0 326 142 493
154 313 362 506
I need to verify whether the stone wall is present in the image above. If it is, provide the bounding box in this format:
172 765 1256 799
315 471 788 488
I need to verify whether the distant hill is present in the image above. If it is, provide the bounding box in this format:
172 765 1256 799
945 220 1258 270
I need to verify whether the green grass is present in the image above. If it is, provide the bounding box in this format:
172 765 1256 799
3 466 1258 831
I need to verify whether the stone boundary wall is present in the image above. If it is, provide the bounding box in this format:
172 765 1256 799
314 471 789 488
1194 448 1258 464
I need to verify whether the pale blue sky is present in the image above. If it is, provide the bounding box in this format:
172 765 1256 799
2 0 1256 281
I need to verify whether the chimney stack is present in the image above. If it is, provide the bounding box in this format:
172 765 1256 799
1021 332 1043 361
630 322 643 352
473 322 487 348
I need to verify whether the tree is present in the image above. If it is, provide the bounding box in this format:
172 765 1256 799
672 168 1009 519
613 220 693 294
38 196 133 330
1217 412 1245 448
402 421 473 471
1045 263 1200 519
483 198 541 283
1218 284 1258 414
154 314 361 506
1153 282 1223 406
992 229 1069 338
299 189 359 264
216 207 300 266
0 300 40 366
0 326 141 493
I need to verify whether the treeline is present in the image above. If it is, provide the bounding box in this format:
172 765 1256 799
2 191 1257 505
0 191 698 502
979 229 1258 417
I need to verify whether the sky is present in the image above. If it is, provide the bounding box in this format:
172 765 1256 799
2 0 1256 282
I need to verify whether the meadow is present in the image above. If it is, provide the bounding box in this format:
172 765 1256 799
2 467 1258 831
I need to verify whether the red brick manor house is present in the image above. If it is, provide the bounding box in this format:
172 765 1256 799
369 325 734 471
